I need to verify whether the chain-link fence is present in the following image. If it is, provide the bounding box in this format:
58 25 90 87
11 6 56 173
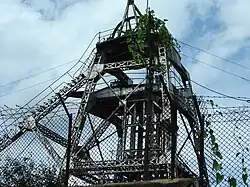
202 102 250 187
0 31 249 186
1 94 250 187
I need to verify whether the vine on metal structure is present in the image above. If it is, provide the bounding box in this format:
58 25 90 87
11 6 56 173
233 110 249 187
126 8 250 187
205 100 249 187
205 100 223 185
127 9 180 72
205 119 224 184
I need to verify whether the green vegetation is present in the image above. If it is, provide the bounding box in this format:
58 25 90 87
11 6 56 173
127 10 179 72
127 8 249 186
0 157 59 187
205 100 249 186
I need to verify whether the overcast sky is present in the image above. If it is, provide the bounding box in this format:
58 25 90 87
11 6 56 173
1 1 250 186
0 0 250 107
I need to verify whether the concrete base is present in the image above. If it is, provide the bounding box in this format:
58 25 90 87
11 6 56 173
83 178 198 187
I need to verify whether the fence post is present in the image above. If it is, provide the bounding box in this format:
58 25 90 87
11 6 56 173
57 94 72 187
64 114 72 187
199 114 205 187
192 95 207 186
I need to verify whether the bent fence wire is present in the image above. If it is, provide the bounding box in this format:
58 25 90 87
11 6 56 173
0 98 250 186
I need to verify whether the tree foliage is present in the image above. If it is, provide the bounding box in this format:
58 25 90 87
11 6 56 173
127 10 179 71
0 157 59 187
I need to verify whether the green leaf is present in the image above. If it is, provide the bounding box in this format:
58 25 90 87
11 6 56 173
211 134 216 145
246 147 249 152
167 63 171 71
229 177 237 187
204 131 208 139
243 167 247 173
236 152 240 157
242 173 248 184
216 173 224 184
214 143 219 150
215 151 223 160
213 160 222 171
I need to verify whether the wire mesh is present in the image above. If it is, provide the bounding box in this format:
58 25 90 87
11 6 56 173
0 29 250 186
1 87 250 187
202 103 250 187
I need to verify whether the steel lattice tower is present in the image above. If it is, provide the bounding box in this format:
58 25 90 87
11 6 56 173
0 0 209 186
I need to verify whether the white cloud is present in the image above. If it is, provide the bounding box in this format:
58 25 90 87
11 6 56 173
0 0 124 106
182 0 250 107
0 0 249 107
0 0 197 106
1 1 250 185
